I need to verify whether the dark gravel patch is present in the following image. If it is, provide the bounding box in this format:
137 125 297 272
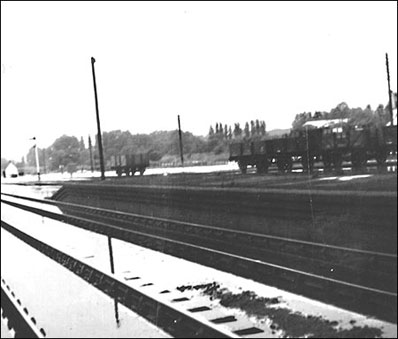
177 282 384 338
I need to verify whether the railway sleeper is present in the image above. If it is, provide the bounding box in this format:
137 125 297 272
82 267 95 282
100 278 115 295
1 281 45 338
90 272 104 286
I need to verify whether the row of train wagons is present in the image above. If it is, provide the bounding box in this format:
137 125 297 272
110 153 149 176
229 125 397 174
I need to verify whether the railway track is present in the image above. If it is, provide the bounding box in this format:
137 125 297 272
53 181 396 256
2 278 46 338
1 193 397 324
1 221 241 338
3 192 395 292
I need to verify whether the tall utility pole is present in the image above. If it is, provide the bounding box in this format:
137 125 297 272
385 53 394 125
31 137 40 181
88 135 94 173
91 57 105 180
177 115 184 166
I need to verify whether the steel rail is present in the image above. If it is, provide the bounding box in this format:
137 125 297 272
1 279 46 338
2 192 395 257
1 198 396 323
2 193 396 293
1 221 239 338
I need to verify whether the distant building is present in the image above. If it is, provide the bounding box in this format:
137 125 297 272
303 119 349 129
5 162 18 178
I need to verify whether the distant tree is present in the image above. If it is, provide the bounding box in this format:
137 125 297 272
101 130 133 160
209 126 215 136
375 104 390 126
329 102 350 120
292 112 312 130
66 162 77 177
79 136 85 150
228 126 233 139
348 104 389 127
244 122 250 138
290 101 393 131
260 121 266 136
88 135 94 171
41 149 46 173
26 146 37 168
250 120 255 136
233 123 242 138
224 124 228 139
217 122 224 136
255 120 260 135
313 111 323 119
46 135 80 171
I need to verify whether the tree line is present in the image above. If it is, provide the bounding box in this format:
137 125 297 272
20 130 209 173
17 119 268 172
208 120 267 140
1 100 395 174
292 102 394 130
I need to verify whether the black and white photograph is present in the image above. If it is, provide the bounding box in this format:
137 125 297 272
1 1 397 338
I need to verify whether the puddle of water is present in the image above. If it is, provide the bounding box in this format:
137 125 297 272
1 228 171 338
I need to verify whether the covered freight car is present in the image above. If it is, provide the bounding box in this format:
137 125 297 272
110 153 149 176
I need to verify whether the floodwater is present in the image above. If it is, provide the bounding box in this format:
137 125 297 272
1 159 396 187
0 162 240 184
1 186 397 338
1 187 172 338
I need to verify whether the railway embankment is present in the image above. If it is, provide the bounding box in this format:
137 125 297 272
51 182 397 253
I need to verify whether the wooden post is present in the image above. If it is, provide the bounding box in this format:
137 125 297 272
32 137 40 181
91 57 105 180
385 53 394 125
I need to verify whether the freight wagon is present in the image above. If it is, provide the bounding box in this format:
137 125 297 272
110 153 149 176
229 124 397 174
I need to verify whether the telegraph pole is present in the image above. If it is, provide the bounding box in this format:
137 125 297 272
31 137 40 182
177 115 184 166
385 53 394 125
91 57 105 180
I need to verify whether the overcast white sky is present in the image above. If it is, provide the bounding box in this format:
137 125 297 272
1 1 397 161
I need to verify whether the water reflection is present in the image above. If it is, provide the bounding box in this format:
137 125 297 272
114 299 120 327
1 221 170 338
1 184 62 199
